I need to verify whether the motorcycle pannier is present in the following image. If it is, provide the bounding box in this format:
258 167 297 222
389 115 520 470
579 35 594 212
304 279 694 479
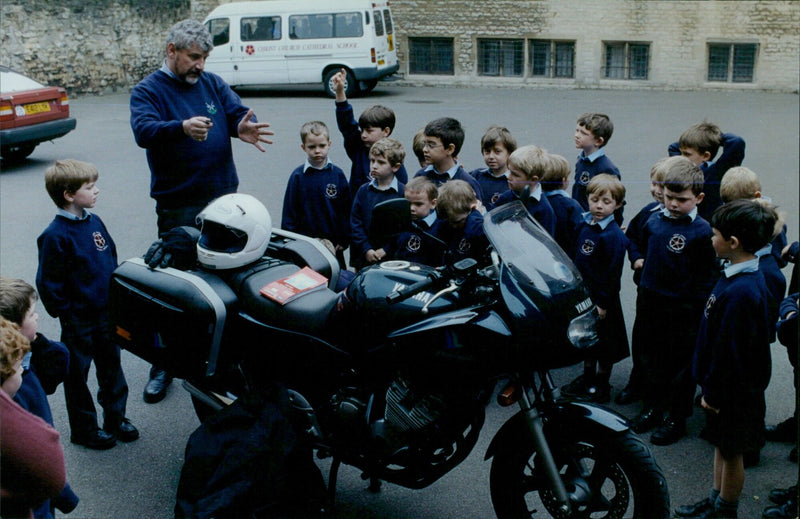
109 258 238 379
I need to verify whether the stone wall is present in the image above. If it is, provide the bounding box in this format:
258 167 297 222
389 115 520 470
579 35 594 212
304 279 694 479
2 0 797 94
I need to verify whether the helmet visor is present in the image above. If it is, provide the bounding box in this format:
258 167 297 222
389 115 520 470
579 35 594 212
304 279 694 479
198 221 248 253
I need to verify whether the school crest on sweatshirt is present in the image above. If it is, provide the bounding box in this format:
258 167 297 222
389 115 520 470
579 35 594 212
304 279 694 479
579 238 596 255
667 233 687 253
405 234 422 253
704 293 717 318
325 183 340 199
93 231 109 251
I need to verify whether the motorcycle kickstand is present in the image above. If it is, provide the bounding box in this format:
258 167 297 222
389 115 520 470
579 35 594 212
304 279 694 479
325 457 341 514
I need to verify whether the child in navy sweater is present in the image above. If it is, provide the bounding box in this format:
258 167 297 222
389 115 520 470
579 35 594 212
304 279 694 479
572 112 623 224
332 68 407 194
0 278 79 518
431 180 488 264
350 138 406 270
616 157 668 405
627 156 717 446
415 117 484 204
469 125 516 210
540 152 583 258
676 200 778 519
281 121 351 269
36 159 136 450
668 121 745 222
562 174 629 403
494 145 556 236
385 177 443 266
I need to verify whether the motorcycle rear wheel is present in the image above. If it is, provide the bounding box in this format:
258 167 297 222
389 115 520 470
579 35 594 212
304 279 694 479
490 429 669 519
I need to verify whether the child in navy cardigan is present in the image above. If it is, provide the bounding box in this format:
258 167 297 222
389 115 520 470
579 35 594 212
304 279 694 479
562 175 629 403
350 138 406 270
494 145 556 236
668 121 745 222
385 177 443 266
0 278 79 518
36 159 136 450
431 180 488 264
676 200 778 519
616 157 668 406
468 125 516 211
332 68 407 194
572 112 623 225
540 152 583 258
627 156 717 447
281 121 351 269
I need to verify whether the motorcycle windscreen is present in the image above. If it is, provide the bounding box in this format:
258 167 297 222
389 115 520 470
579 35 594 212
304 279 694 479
484 201 583 299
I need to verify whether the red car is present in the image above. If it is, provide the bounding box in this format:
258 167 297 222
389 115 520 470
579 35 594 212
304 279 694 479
0 66 76 162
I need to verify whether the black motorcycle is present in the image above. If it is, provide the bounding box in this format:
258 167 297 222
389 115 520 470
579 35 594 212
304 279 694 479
109 199 669 518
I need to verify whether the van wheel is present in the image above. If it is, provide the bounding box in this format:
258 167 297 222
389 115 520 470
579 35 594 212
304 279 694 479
1 143 36 163
324 68 357 98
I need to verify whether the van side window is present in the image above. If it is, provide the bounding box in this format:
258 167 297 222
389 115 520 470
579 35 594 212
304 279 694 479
206 18 230 46
289 12 362 39
242 16 281 41
383 9 393 35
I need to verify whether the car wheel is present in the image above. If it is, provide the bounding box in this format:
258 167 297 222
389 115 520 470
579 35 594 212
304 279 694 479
1 143 36 163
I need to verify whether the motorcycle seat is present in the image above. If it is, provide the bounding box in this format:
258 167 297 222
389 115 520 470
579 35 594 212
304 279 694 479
235 261 339 335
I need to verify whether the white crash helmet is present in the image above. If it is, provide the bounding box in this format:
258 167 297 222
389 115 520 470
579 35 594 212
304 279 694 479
196 194 272 269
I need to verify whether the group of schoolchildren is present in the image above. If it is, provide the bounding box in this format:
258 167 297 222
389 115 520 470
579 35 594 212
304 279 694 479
0 64 797 518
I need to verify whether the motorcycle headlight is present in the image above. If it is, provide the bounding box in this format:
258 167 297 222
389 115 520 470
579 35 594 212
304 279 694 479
567 310 598 350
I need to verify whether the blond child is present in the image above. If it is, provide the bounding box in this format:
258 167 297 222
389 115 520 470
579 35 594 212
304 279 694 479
494 145 556 235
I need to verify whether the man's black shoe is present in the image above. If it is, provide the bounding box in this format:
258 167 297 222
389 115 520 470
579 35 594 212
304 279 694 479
765 417 797 442
143 368 173 403
675 497 713 517
630 407 662 434
763 500 798 519
650 417 686 446
769 485 797 505
71 429 117 450
614 385 640 405
104 418 139 443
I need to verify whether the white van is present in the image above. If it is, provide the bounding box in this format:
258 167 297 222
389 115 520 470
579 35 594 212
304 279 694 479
203 0 399 97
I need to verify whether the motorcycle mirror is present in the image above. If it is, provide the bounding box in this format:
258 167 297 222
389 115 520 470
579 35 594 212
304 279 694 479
369 198 412 245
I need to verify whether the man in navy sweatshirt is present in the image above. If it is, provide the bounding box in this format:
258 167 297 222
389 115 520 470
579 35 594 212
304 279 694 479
130 19 274 403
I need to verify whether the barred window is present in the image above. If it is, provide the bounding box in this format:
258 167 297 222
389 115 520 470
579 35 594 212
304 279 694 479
478 39 524 77
708 43 757 82
604 42 649 80
409 37 454 75
530 40 575 78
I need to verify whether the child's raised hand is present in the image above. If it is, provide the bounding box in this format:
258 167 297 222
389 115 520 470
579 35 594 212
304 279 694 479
332 68 347 98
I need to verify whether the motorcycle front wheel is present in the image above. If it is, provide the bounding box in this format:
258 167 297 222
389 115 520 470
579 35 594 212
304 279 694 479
489 428 669 519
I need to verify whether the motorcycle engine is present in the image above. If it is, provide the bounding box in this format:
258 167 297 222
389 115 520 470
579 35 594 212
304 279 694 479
384 377 445 433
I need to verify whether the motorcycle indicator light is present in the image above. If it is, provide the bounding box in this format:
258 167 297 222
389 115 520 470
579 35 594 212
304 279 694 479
497 381 520 407
115 326 132 341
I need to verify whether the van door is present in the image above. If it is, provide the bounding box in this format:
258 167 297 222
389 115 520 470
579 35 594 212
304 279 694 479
236 15 288 86
286 11 365 84
205 17 239 85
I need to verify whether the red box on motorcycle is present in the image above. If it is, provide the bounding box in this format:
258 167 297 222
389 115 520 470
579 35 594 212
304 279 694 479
109 257 239 379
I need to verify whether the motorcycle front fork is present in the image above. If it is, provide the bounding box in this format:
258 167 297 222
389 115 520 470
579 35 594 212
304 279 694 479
518 372 571 516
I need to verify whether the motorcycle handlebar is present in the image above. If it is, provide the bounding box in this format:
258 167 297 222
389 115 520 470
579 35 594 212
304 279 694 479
386 272 442 304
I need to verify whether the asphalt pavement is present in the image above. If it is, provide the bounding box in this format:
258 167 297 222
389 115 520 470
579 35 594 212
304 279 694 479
0 83 797 518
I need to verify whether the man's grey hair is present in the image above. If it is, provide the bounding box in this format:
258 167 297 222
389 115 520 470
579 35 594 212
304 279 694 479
166 19 213 52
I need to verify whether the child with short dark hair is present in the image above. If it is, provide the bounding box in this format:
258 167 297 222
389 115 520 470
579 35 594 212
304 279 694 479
469 125 516 210
562 174 630 403
281 120 351 269
572 113 622 224
36 159 136 450
627 156 718 446
0 277 79 517
668 121 745 221
616 157 668 405
384 177 443 265
431 180 488 263
494 145 557 236
332 69 407 194
350 138 406 270
540 152 583 258
415 117 484 203
675 199 778 519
